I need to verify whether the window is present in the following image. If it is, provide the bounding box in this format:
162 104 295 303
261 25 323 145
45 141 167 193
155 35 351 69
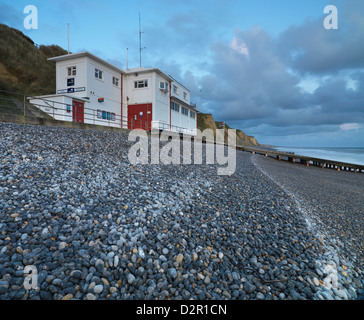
134 80 148 88
173 85 178 94
67 66 76 76
190 111 196 119
113 77 119 87
183 92 188 100
95 68 103 80
159 81 169 92
171 101 179 112
181 106 188 116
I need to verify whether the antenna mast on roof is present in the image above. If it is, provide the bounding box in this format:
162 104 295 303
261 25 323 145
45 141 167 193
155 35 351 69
139 12 145 67
67 23 70 54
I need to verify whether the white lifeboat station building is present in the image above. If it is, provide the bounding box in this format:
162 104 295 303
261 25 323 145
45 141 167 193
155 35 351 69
29 51 198 135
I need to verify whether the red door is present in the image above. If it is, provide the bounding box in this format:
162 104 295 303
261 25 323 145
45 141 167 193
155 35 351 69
128 104 152 130
72 100 84 123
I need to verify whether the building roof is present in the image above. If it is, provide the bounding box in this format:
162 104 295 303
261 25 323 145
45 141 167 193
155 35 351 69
171 95 196 110
28 94 90 102
123 67 174 82
48 52 188 88
48 51 124 74
168 75 191 93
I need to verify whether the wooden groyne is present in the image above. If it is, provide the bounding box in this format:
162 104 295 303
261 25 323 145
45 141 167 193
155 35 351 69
237 146 364 173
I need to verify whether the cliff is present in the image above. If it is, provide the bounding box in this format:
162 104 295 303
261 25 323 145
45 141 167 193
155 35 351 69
197 112 259 146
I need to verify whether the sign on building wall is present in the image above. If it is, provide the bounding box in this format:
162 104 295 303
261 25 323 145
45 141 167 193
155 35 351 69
57 87 85 94
97 109 116 121
67 78 75 86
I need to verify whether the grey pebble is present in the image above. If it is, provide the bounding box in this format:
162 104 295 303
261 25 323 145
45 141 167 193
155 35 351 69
93 285 103 294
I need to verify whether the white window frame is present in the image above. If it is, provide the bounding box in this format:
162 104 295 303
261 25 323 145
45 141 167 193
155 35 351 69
171 101 180 112
173 85 178 94
67 66 76 76
190 111 195 119
183 92 188 101
112 76 119 87
181 106 188 116
95 68 103 80
134 79 148 89
159 81 169 92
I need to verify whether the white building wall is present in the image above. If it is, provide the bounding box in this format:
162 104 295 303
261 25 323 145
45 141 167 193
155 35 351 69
55 56 88 99
170 101 197 135
170 80 196 134
180 109 190 132
52 56 121 127
85 57 122 127
123 71 154 129
125 72 153 105
171 80 190 105
121 74 127 128
153 73 171 130
29 95 85 122
188 110 197 135
170 109 180 130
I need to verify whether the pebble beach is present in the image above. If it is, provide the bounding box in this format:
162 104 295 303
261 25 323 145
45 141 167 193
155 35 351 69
0 122 363 300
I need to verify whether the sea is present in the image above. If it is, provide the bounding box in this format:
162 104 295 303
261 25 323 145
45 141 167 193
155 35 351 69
274 147 364 166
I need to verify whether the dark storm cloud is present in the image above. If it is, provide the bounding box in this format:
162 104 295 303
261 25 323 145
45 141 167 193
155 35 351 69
278 11 364 75
195 26 305 122
309 75 364 113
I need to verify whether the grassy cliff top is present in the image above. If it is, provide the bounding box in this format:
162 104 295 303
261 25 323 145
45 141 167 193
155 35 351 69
0 23 68 96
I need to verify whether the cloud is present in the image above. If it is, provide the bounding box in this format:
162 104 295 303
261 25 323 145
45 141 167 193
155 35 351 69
278 2 364 75
308 72 364 117
144 8 216 65
196 26 305 123
230 37 249 57
340 123 362 131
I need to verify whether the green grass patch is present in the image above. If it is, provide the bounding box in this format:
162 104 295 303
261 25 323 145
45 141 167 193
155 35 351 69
0 95 22 115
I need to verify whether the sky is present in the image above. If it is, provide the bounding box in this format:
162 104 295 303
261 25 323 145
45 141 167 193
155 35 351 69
1 0 364 147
